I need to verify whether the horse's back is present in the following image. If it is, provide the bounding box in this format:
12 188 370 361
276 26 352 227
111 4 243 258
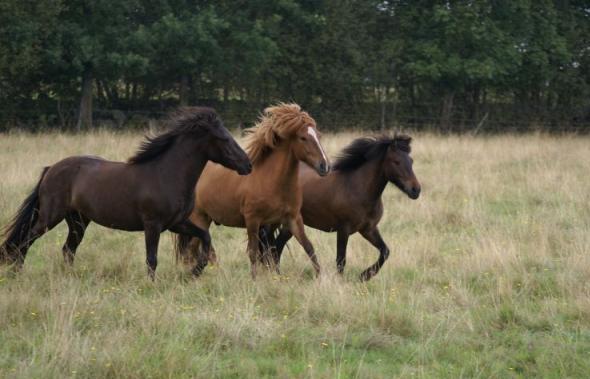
42 155 108 191
41 155 144 230
299 168 375 232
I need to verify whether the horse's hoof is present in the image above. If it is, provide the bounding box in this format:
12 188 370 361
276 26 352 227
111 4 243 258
191 266 205 277
359 271 373 281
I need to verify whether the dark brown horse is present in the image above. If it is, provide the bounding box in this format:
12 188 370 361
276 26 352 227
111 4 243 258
0 107 252 279
175 103 329 279
260 135 420 281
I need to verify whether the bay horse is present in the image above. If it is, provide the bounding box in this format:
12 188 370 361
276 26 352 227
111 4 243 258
0 107 252 279
260 135 420 281
174 103 330 279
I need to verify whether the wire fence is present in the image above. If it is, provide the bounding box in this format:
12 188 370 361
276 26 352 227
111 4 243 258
1 102 589 134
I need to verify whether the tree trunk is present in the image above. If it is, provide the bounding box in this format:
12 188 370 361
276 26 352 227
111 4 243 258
179 74 190 106
57 99 66 129
379 85 389 130
158 82 164 110
440 91 455 131
76 66 94 131
96 80 106 105
472 86 480 129
131 81 137 105
223 85 229 103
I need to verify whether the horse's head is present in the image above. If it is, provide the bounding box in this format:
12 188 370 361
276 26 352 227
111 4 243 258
383 135 420 199
291 125 330 176
128 107 251 176
204 122 252 175
271 104 330 176
246 103 330 176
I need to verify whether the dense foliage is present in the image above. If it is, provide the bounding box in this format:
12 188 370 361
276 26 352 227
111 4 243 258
0 0 589 131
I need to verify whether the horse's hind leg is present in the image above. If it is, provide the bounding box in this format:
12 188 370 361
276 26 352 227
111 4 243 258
258 226 291 274
336 230 350 275
258 225 278 272
18 202 67 268
62 212 90 265
169 220 211 277
359 226 390 281
144 222 162 280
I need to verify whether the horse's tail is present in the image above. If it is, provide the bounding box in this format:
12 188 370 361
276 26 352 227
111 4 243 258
1 167 49 264
172 234 197 266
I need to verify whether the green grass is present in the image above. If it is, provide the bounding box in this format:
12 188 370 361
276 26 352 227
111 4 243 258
1 130 589 378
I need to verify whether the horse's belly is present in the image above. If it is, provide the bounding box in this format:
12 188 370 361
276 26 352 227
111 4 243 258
71 188 144 231
90 217 144 232
208 208 245 228
74 198 143 231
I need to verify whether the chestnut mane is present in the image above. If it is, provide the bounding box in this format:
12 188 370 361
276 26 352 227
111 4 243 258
245 103 316 165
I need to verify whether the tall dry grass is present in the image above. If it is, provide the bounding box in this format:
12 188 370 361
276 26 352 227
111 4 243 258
0 130 589 378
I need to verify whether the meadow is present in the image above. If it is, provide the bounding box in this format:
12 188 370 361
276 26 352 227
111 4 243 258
0 130 589 378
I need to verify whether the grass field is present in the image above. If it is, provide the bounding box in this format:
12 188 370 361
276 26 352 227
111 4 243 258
0 130 589 378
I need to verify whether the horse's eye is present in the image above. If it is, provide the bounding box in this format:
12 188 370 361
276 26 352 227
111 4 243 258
300 136 307 141
394 160 401 165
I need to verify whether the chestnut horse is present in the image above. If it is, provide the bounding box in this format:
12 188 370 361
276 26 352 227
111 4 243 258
175 103 330 278
260 135 420 281
0 107 252 279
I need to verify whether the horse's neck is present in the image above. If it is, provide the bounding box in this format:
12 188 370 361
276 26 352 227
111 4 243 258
346 158 387 204
156 138 207 191
257 145 299 192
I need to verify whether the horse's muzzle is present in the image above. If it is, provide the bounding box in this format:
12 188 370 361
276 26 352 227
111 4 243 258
318 161 330 176
407 186 421 199
238 162 253 175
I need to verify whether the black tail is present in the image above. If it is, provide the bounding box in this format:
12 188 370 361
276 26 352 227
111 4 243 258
173 234 195 266
1 167 49 264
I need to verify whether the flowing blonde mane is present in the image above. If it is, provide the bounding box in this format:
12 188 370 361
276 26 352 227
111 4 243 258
245 103 317 164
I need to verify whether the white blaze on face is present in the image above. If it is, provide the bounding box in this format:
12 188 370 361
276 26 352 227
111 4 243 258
307 126 328 163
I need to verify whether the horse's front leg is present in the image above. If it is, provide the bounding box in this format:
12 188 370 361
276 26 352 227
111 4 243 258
169 220 211 276
246 220 262 279
144 222 162 281
288 215 320 277
359 226 390 281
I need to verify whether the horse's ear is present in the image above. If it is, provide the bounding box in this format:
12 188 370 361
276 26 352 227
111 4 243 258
392 135 412 153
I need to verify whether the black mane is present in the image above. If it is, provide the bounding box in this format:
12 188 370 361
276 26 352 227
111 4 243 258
128 107 219 164
332 135 412 172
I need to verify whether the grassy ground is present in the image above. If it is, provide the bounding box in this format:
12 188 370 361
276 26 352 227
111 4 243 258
0 130 589 378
